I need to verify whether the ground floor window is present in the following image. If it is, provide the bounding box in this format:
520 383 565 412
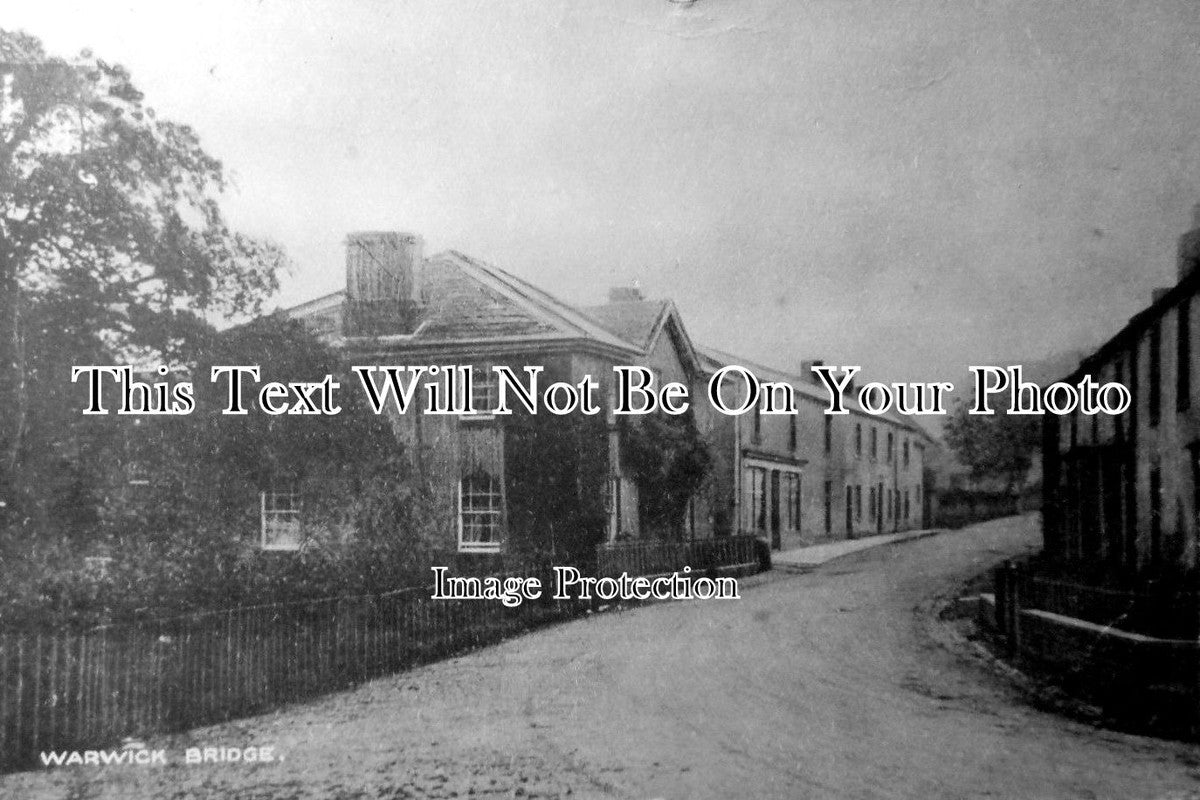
459 469 503 552
261 486 302 551
745 466 768 532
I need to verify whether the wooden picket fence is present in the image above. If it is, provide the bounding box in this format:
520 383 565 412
596 534 761 579
1 539 762 771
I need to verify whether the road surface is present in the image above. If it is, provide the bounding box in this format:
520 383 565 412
7 515 1200 799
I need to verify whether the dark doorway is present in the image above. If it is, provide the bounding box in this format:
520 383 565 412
876 482 884 535
770 469 782 550
824 480 832 536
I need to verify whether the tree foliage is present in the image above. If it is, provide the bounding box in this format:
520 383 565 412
1 316 441 630
0 29 285 526
943 396 1041 493
621 410 712 538
504 407 610 563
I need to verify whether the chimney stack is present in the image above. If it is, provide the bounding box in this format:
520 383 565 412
800 359 825 384
608 285 644 303
1152 287 1172 304
1178 203 1200 282
344 231 424 335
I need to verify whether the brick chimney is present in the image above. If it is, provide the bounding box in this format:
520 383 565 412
1178 202 1200 281
800 359 825 384
1152 287 1172 304
344 231 424 335
608 285 644 303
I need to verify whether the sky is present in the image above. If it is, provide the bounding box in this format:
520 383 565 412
9 0 1200 387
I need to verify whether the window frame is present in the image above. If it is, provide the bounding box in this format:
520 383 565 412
458 470 504 553
463 364 499 420
261 486 303 552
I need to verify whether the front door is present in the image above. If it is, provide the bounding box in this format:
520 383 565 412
876 482 884 535
770 469 782 549
845 490 854 539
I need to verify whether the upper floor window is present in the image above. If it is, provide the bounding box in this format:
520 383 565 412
752 405 762 445
855 423 863 458
886 431 894 462
459 469 502 553
870 428 878 461
902 439 910 468
261 486 302 551
468 365 498 417
824 415 832 455
789 413 797 452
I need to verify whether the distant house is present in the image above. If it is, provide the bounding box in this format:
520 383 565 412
285 230 932 557
696 350 932 552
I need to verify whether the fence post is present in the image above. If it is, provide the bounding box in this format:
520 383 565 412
1005 561 1021 657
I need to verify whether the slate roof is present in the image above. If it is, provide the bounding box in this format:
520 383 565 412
578 300 670 352
697 345 933 440
286 250 639 357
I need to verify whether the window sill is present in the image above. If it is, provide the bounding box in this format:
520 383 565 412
458 543 502 554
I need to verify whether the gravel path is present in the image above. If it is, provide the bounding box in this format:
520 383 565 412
6 515 1200 799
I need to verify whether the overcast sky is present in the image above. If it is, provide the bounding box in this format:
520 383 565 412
10 0 1200 385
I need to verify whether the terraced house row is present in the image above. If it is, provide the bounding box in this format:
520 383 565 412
1044 207 1200 578
281 230 932 557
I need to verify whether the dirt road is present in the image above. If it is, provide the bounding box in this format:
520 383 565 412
7 515 1200 799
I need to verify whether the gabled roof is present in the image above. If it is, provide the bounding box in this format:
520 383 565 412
580 298 703 378
579 299 670 351
698 345 933 440
284 290 344 317
438 251 636 352
286 250 640 358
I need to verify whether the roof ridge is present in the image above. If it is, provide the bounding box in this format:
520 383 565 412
435 250 638 353
698 345 930 437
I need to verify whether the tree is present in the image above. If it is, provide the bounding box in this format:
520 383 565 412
0 316 442 629
943 397 1041 493
0 30 284 525
118 315 441 606
621 410 712 538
